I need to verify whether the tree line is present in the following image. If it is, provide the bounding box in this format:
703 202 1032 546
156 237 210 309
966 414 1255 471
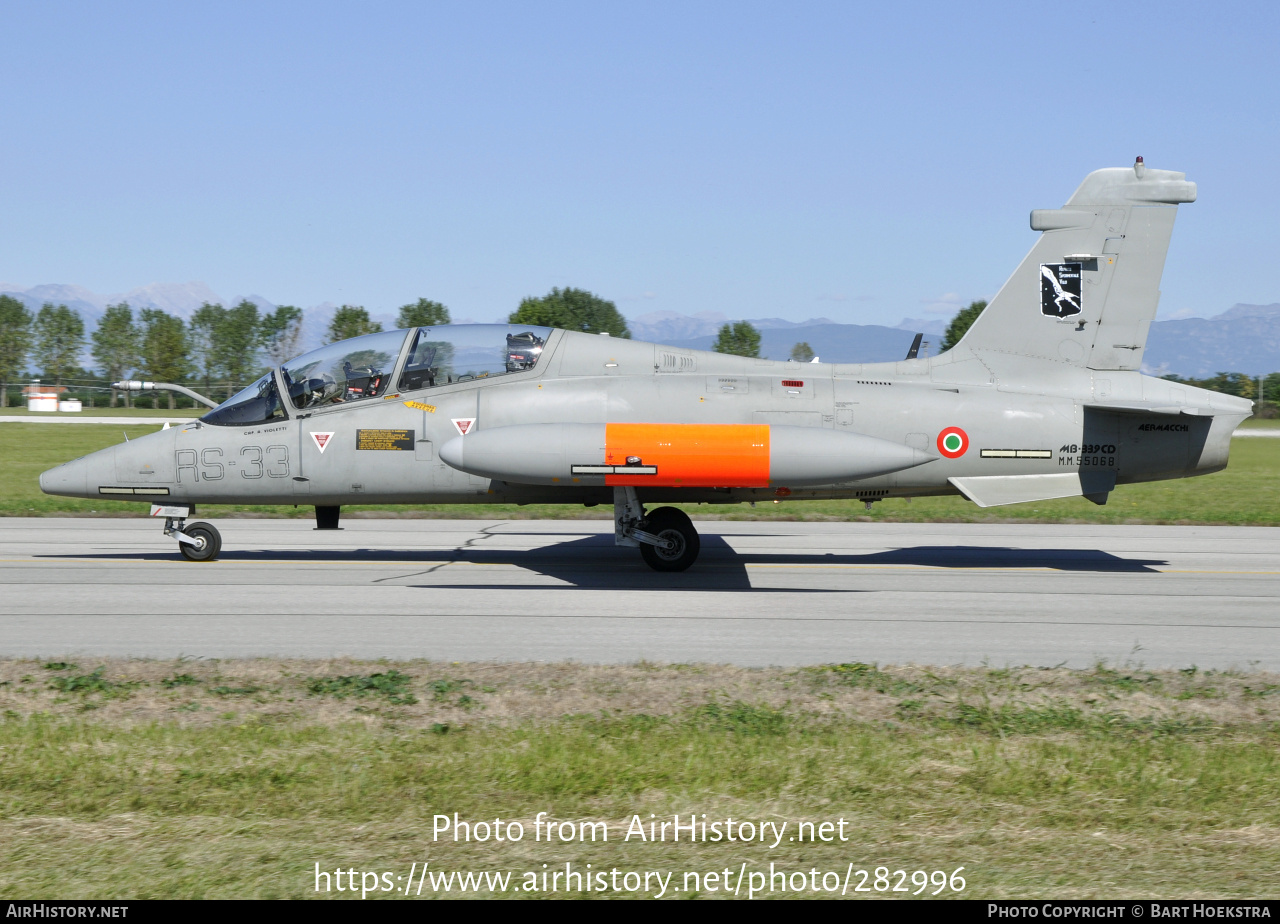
0 287 633 408
0 294 459 408
1159 371 1280 404
2 289 1272 409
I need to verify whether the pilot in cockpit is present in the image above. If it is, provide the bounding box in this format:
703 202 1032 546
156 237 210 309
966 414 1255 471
288 370 341 408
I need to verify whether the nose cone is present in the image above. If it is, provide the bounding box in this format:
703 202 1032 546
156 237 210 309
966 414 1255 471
40 452 97 498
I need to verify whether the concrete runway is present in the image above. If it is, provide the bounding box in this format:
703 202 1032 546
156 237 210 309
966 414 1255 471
0 517 1277 669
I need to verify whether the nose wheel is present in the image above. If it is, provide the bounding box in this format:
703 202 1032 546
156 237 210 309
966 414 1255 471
157 507 222 562
177 521 222 562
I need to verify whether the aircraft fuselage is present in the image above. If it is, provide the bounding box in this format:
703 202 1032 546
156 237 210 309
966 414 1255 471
41 328 1247 511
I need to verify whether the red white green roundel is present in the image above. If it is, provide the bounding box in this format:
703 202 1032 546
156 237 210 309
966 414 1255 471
937 427 969 459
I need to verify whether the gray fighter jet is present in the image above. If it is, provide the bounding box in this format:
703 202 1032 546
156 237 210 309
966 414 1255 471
40 160 1251 570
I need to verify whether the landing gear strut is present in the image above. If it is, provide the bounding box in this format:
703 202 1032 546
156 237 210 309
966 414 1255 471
315 505 342 530
154 504 222 562
614 487 700 572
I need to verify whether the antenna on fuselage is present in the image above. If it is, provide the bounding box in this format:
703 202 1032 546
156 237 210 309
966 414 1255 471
905 332 924 360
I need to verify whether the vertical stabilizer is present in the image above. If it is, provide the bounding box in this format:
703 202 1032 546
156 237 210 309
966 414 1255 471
952 160 1196 371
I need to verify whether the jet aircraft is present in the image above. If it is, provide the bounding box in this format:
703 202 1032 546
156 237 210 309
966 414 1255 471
40 161 1251 570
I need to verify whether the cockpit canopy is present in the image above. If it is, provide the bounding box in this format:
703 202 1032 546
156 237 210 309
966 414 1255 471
200 324 553 426
282 329 405 410
396 325 547 392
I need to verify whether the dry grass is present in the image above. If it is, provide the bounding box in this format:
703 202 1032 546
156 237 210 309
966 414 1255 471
5 658 1277 732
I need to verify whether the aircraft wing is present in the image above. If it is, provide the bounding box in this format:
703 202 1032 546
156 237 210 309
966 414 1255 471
949 471 1117 507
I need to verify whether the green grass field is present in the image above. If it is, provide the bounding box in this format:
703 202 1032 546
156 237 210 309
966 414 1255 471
4 422 1278 524
1 658 1277 899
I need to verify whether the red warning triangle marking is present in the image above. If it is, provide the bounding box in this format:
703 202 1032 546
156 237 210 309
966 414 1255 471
452 418 475 436
311 431 334 453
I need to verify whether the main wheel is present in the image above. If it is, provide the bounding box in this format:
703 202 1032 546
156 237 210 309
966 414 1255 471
179 521 222 562
639 507 700 572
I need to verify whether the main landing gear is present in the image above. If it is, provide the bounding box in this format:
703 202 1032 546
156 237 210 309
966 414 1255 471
155 505 222 562
614 487 700 572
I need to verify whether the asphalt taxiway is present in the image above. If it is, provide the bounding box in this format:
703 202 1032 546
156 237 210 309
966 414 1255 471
0 518 1276 669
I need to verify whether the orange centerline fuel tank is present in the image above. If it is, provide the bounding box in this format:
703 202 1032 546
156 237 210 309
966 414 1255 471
438 422 931 488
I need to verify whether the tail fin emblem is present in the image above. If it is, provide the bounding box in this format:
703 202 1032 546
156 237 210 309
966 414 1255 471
1041 263 1082 317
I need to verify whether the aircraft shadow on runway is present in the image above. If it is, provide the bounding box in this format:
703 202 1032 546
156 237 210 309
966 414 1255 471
398 535 774 591
44 535 1167 591
743 545 1168 573
39 534 763 591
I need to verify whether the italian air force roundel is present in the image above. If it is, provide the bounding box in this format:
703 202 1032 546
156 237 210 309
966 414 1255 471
937 427 969 459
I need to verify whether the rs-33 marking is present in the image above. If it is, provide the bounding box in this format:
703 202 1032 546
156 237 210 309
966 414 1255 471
177 445 290 482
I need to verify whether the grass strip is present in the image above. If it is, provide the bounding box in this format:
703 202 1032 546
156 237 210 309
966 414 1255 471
1 658 1277 899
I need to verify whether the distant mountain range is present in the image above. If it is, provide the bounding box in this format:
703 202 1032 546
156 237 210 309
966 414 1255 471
1143 304 1280 377
1 281 1276 377
0 281 230 327
0 282 367 360
631 305 1280 375
625 310 947 343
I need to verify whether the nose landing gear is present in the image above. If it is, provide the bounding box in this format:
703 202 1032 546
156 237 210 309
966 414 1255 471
152 504 222 562
614 487 700 572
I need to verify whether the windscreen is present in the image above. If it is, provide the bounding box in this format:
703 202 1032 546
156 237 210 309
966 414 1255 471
398 324 552 391
200 373 287 426
281 329 409 410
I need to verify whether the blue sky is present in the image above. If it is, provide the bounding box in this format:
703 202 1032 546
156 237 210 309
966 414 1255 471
1 0 1276 325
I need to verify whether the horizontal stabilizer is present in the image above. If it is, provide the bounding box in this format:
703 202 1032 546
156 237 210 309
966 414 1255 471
950 471 1116 508
1085 400 1216 417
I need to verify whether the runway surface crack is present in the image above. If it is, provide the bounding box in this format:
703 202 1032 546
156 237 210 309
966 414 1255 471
370 522 511 583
